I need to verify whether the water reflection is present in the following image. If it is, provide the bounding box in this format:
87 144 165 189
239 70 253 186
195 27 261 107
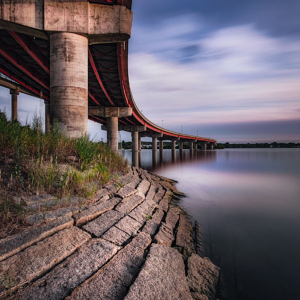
120 148 300 300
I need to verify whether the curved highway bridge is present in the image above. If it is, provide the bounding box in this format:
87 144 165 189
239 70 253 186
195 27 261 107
0 0 216 166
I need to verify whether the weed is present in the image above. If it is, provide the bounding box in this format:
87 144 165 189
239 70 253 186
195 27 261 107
145 213 152 220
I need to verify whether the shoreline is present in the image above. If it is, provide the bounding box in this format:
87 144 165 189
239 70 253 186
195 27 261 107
0 166 220 300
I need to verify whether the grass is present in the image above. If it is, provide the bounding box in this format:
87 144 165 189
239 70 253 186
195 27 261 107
0 111 129 238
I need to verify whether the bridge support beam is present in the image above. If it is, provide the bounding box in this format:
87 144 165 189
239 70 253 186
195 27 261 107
209 143 214 150
179 141 183 151
10 88 19 121
200 142 207 150
44 100 50 133
195 143 198 150
91 107 132 152
50 32 88 138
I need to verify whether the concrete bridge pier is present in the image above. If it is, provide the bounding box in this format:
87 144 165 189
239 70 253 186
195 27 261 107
172 140 176 162
159 139 164 162
10 88 19 121
195 143 198 150
44 100 50 133
209 143 214 150
91 107 132 152
131 131 139 167
50 33 88 138
118 125 146 166
190 142 194 151
200 142 207 150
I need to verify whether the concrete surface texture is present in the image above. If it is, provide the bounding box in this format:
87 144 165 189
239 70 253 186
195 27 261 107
0 167 219 300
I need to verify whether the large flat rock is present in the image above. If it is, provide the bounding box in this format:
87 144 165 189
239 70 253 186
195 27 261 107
125 178 141 189
27 206 79 225
142 209 164 236
66 232 152 300
74 197 121 226
165 207 179 229
136 180 150 196
129 199 156 224
117 185 137 198
154 222 174 247
158 197 168 212
17 239 119 300
101 226 130 246
0 227 90 298
115 194 144 215
82 210 123 237
115 216 142 236
145 184 157 201
176 214 195 257
152 188 166 203
124 244 193 300
0 215 73 262
187 254 220 300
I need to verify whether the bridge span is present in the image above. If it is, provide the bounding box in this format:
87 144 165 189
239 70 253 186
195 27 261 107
0 0 216 166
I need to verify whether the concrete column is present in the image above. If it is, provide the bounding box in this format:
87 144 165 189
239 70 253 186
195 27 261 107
107 117 119 152
44 100 50 132
50 32 88 138
179 141 183 151
10 88 19 121
172 140 176 151
152 137 157 152
132 131 139 167
201 143 207 150
210 143 214 150
159 140 163 151
195 143 198 150
190 142 194 150
138 134 142 151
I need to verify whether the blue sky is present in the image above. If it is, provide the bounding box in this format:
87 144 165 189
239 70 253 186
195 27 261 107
1 0 299 142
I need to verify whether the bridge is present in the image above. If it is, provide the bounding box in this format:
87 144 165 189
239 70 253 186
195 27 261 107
0 0 216 167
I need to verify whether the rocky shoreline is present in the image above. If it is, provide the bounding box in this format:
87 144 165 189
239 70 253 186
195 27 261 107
0 167 219 300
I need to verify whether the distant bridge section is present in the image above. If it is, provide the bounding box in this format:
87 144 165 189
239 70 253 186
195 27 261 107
0 0 216 167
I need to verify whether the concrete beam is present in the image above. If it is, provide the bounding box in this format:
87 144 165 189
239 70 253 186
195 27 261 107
0 77 37 98
89 107 132 118
140 132 163 138
0 2 133 44
119 125 146 132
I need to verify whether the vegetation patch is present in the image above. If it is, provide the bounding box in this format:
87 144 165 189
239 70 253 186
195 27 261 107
0 112 128 238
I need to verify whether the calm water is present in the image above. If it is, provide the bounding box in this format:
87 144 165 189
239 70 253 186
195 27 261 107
121 148 300 300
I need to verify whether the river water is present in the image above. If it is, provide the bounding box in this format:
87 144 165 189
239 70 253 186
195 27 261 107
121 148 300 300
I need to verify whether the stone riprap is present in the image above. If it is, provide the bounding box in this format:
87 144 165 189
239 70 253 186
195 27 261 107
0 166 219 300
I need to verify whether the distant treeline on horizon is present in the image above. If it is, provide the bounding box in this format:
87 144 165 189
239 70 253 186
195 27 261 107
216 142 300 149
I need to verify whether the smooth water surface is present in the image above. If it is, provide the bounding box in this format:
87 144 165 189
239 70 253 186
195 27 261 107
121 148 300 300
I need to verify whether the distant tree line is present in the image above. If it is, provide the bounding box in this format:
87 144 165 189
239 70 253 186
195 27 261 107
215 142 300 149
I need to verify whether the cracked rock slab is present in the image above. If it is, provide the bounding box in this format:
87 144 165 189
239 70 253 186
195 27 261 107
0 215 74 262
176 214 195 257
117 185 137 199
82 210 123 237
187 254 220 300
115 216 142 236
153 188 166 203
115 194 144 215
16 239 119 300
165 207 179 229
66 232 152 300
154 222 174 247
74 197 121 226
102 226 130 246
27 207 79 225
136 180 150 196
0 227 90 298
129 199 156 224
145 184 157 201
142 209 164 236
124 244 193 300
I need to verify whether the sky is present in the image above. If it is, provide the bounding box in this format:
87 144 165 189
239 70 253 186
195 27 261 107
1 0 300 143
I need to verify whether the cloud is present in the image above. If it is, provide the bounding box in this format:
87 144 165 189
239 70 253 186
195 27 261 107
129 23 300 141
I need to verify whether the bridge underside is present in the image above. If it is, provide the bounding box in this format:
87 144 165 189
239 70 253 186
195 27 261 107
0 0 216 158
